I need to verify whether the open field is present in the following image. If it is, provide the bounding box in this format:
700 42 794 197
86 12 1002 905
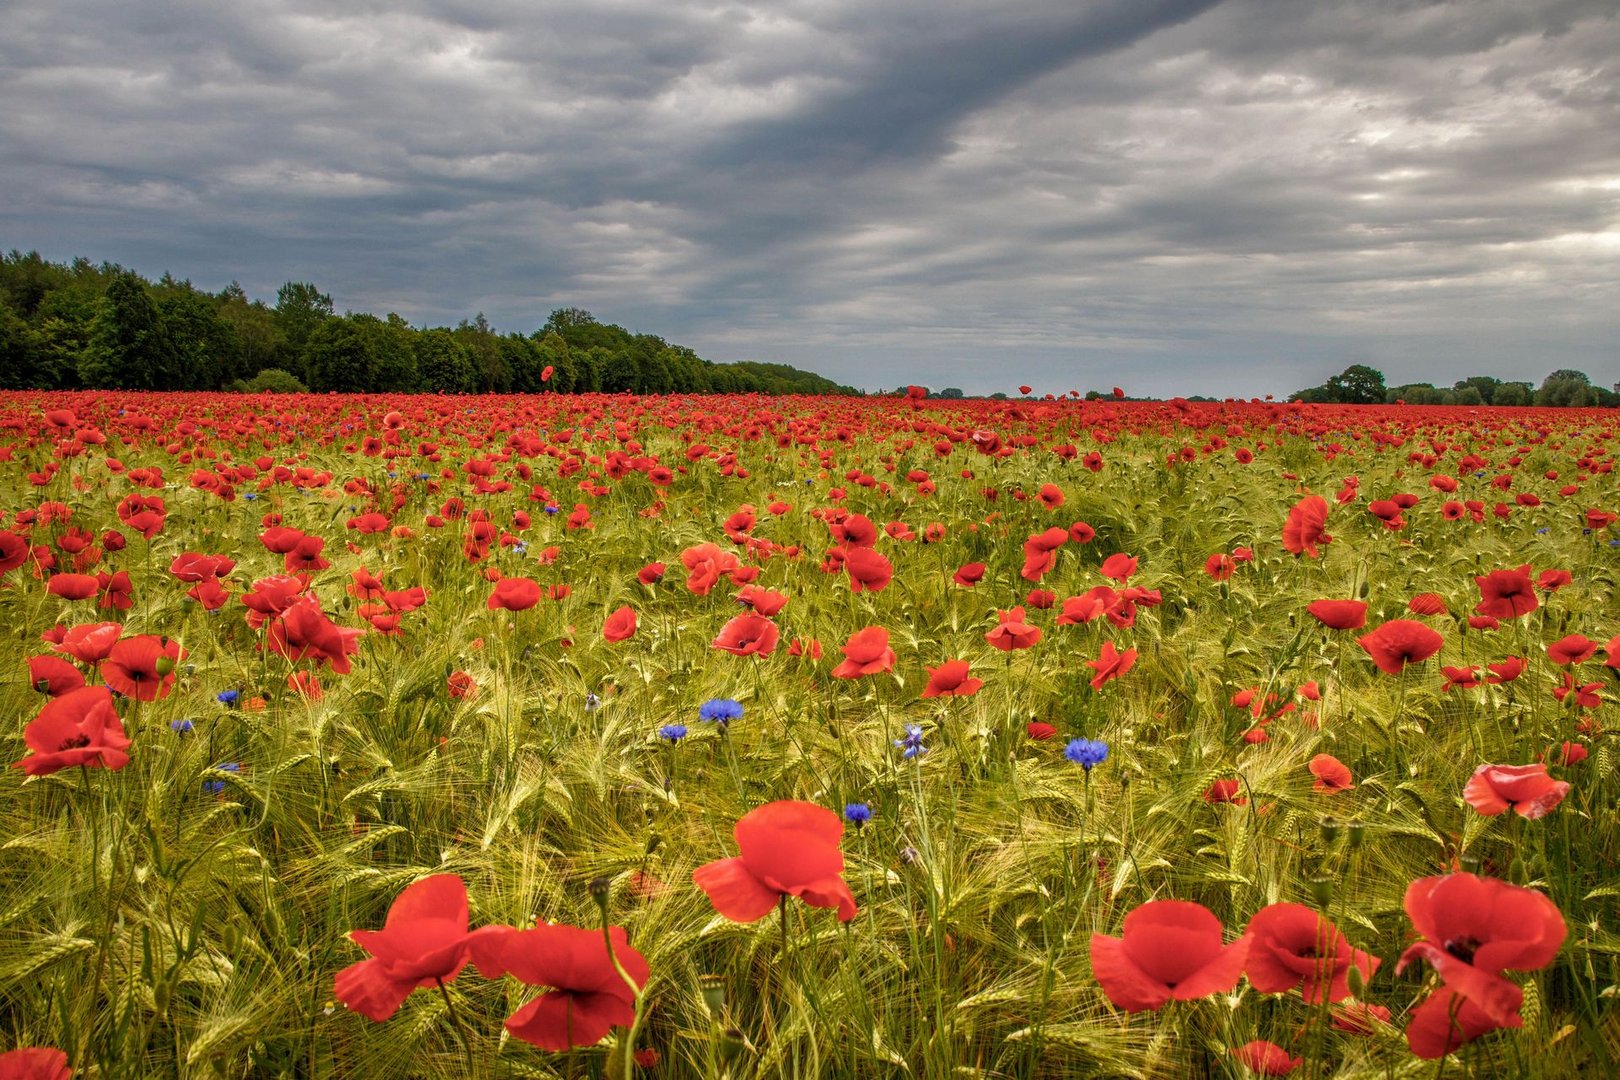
1 390 1616 1078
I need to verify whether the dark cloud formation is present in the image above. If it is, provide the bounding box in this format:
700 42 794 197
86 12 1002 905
2 0 1616 397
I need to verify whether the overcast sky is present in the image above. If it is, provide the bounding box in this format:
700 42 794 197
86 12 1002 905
3 0 1617 397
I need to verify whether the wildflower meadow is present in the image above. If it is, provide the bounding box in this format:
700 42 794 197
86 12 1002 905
1 388 1617 1078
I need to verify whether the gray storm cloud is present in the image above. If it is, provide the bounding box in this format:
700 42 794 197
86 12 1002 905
1 0 1616 397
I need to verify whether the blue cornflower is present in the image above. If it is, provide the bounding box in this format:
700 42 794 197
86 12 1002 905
895 724 927 759
512 543 527 555
1537 528 1550 534
170 718 195 734
843 802 873 827
699 698 743 724
543 504 560 515
659 724 688 743
585 692 602 712
1065 738 1109 771
217 689 240 707
203 762 241 795
242 493 257 501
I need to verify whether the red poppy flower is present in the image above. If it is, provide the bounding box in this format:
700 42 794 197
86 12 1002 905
1098 552 1138 582
0 531 31 574
1085 641 1136 690
1407 592 1447 616
638 562 667 585
334 875 500 1022
0 1047 72 1080
13 685 129 776
1357 620 1444 674
693 800 857 922
1463 763 1569 819
1547 634 1597 665
736 584 788 616
102 635 186 701
603 606 637 642
952 562 986 587
1037 482 1064 509
831 626 895 678
1308 754 1352 794
487 577 542 611
268 601 362 674
1549 741 1588 767
1485 656 1525 683
1203 779 1245 804
241 574 306 628
45 573 99 601
1553 673 1602 708
470 922 648 1051
28 654 85 697
985 607 1042 652
1537 568 1571 592
1606 634 1620 668
1243 902 1377 1003
170 552 236 583
1089 899 1250 1012
921 659 982 698
1204 553 1235 580
1069 521 1096 543
844 546 893 593
1396 873 1566 1037
1229 1040 1301 1076
51 621 123 664
1281 495 1331 558
1305 600 1365 630
713 612 780 657
681 542 740 595
447 671 477 699
1026 722 1056 740
1025 588 1056 609
1441 665 1481 691
96 570 133 611
1473 566 1538 619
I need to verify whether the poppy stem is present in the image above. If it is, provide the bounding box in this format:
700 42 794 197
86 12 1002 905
435 978 478 1078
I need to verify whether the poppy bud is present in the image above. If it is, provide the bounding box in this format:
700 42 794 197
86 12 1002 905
645 833 663 856
699 974 725 1016
153 976 171 1015
1347 822 1366 849
33 678 51 694
1346 961 1366 998
1309 876 1334 909
1357 580 1369 599
1509 857 1528 885
223 919 243 954
716 1028 748 1063
1319 817 1340 844
154 655 175 676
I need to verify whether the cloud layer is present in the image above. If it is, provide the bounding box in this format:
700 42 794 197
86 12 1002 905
3 0 1617 396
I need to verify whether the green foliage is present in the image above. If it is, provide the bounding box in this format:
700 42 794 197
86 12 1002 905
78 272 179 389
234 367 308 392
0 252 869 396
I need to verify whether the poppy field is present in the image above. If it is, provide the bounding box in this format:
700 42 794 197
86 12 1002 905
1 388 1618 1079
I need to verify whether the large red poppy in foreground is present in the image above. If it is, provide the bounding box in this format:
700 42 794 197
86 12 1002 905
1396 872 1565 1055
14 685 130 776
693 801 857 922
1090 899 1249 1012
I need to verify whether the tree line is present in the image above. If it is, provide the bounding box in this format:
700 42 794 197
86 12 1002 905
1293 364 1619 408
0 251 859 396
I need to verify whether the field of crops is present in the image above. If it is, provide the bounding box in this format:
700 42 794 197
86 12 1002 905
0 389 1616 1079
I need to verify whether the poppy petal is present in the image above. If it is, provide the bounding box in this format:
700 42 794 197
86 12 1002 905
692 857 781 923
